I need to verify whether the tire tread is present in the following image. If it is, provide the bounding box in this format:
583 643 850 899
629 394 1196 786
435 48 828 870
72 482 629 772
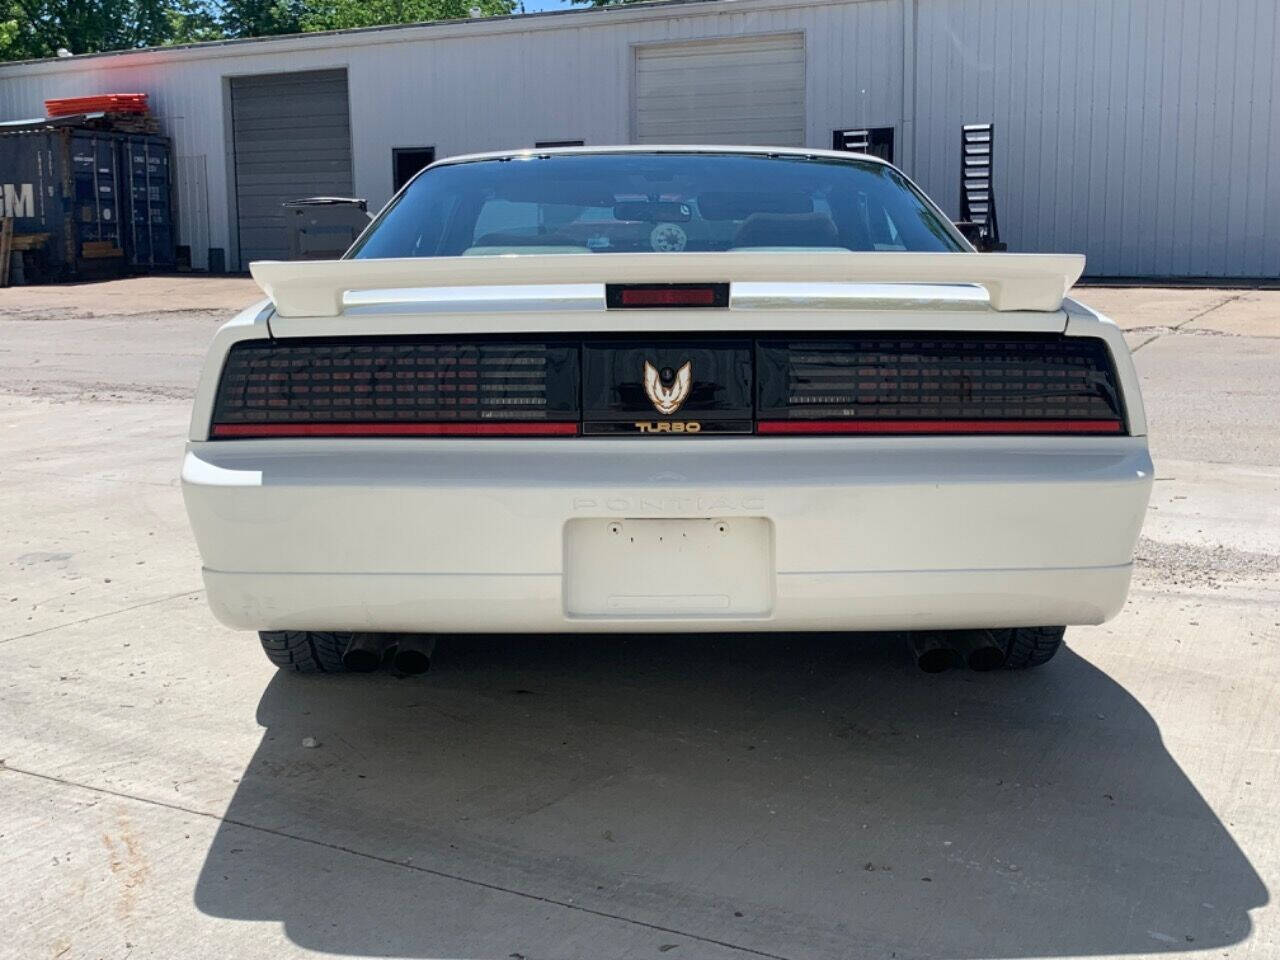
1003 626 1066 669
258 630 352 673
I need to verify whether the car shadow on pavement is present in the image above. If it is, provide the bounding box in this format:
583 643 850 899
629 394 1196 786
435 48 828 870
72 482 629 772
194 632 1266 958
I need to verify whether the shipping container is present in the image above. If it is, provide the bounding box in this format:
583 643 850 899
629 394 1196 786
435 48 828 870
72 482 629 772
0 120 174 280
119 133 176 270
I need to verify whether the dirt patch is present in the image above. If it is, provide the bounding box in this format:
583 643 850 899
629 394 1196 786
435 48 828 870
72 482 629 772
1134 536 1280 588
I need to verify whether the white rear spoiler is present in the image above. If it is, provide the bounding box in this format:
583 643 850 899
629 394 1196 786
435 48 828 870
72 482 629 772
250 251 1085 318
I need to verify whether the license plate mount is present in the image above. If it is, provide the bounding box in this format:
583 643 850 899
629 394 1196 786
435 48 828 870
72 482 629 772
563 517 774 618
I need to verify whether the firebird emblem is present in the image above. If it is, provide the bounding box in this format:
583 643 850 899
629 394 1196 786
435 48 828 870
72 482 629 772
643 361 692 415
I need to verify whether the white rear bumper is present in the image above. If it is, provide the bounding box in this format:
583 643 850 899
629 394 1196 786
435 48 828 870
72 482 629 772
182 437 1152 633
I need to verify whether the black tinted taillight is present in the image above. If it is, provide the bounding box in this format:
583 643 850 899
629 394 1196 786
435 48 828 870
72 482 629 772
210 338 580 438
756 336 1125 434
208 334 1127 439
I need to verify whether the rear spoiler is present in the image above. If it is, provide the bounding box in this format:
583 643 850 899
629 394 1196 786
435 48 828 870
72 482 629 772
250 251 1085 318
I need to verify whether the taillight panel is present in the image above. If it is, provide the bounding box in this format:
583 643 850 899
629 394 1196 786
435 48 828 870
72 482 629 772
756 335 1125 432
209 334 1126 438
210 338 580 437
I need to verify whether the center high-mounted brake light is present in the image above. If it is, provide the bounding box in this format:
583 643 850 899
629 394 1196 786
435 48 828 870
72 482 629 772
606 284 730 308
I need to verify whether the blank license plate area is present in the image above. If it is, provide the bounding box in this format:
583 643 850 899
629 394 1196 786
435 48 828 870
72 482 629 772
564 518 774 618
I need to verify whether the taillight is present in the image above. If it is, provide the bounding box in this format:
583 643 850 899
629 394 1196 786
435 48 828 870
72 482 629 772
208 334 1126 439
209 338 580 438
756 336 1125 435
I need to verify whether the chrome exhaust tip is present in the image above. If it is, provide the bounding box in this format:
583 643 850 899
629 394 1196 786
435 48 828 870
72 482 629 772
342 633 388 672
392 634 437 675
947 630 1009 672
906 632 961 673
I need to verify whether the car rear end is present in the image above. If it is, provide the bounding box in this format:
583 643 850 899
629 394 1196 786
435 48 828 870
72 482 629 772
181 148 1152 663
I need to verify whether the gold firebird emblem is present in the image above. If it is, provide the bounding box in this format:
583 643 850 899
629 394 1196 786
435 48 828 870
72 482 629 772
643 361 692 415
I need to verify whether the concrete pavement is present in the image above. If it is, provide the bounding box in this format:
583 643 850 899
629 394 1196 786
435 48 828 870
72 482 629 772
0 278 1277 960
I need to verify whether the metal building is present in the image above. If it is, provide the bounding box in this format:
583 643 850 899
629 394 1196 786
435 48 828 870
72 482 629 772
1 0 1275 278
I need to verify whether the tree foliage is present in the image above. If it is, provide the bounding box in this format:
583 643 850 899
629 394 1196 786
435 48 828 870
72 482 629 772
1 0 174 60
217 0 307 38
302 0 514 32
0 0 519 61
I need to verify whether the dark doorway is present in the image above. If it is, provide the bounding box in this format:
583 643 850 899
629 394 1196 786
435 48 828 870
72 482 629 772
392 147 436 192
833 126 895 163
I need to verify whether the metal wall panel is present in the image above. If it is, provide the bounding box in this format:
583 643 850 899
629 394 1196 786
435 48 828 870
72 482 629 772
634 33 806 146
911 0 1279 277
229 69 353 263
175 154 210 268
1 0 1273 277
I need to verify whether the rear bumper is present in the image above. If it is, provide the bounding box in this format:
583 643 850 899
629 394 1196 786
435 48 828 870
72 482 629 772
182 436 1152 633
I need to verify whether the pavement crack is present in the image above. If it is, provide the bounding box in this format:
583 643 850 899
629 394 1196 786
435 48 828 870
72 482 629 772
0 764 793 960
1173 293 1246 329
1130 293 1245 353
0 589 204 645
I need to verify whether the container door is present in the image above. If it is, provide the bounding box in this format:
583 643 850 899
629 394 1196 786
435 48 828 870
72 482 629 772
69 133 125 274
121 136 175 269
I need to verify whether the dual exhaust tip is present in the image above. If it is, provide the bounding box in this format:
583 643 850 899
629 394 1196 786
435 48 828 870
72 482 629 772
907 630 1007 673
342 633 437 675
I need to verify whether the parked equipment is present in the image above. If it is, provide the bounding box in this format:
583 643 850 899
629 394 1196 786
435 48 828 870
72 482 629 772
955 123 1006 252
283 196 371 260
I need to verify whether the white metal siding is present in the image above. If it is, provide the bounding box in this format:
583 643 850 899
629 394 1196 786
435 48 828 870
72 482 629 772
230 69 353 263
634 33 805 146
911 0 1279 278
174 154 209 268
0 0 1274 278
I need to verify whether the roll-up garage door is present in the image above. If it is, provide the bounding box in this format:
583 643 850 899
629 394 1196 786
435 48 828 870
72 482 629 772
634 34 805 147
230 69 353 265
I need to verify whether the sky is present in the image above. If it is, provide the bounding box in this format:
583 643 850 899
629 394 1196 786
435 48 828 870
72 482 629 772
518 0 578 11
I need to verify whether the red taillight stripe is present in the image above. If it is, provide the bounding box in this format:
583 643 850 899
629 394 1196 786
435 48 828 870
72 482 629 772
755 419 1125 435
619 287 718 307
211 421 579 438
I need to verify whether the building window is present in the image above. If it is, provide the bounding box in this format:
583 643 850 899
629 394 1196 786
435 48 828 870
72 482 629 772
832 127 894 164
392 147 436 192
534 140 585 149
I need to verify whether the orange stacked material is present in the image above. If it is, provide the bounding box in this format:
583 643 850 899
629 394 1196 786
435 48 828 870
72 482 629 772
44 93 149 116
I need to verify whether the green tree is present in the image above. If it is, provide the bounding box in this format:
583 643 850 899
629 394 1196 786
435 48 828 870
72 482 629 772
0 0 523 61
213 0 306 37
166 0 222 43
301 0 513 31
0 0 174 60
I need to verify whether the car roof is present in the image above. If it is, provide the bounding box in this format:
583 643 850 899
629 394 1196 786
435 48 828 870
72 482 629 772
429 144 894 170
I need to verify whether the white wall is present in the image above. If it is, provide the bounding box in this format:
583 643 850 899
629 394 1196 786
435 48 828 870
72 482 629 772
0 0 907 270
1 0 1275 277
911 0 1280 278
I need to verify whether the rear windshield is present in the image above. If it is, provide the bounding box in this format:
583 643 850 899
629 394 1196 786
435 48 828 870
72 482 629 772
350 152 963 259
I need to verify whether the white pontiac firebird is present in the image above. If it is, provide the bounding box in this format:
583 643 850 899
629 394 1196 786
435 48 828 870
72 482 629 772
182 146 1152 675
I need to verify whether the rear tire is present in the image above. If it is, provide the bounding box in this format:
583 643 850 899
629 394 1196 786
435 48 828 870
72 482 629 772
1001 626 1066 669
258 630 352 673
